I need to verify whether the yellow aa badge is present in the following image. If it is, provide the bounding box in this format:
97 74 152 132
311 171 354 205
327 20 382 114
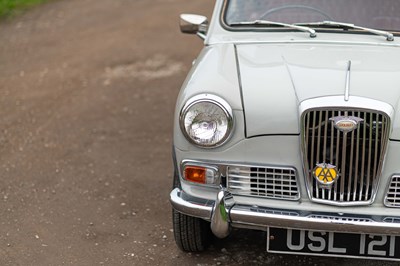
313 163 338 186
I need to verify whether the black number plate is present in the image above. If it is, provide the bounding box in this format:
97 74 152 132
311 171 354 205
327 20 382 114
267 228 400 261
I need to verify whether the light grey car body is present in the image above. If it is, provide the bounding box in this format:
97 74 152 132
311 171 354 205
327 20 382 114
171 0 400 260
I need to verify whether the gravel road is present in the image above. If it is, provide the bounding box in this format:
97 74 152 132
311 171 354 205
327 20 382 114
0 0 398 265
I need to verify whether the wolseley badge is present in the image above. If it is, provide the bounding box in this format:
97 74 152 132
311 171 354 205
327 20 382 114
329 116 363 133
313 163 338 187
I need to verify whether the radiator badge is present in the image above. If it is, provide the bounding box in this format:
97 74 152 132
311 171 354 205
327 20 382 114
313 163 338 187
330 116 363 133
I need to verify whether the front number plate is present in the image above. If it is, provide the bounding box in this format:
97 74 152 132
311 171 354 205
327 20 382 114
267 228 400 261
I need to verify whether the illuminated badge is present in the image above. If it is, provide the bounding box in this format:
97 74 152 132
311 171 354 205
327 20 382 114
313 163 338 186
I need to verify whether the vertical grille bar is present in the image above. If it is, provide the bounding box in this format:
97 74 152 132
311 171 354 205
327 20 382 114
372 114 380 192
347 124 355 201
303 108 390 205
340 130 347 202
359 112 367 201
353 111 361 201
328 110 335 201
334 111 340 201
315 111 321 199
321 111 329 199
365 113 373 200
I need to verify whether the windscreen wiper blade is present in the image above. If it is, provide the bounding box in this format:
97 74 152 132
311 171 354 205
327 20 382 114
295 21 394 41
231 20 317 38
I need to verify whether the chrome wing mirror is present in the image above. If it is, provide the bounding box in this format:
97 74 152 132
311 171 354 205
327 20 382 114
180 14 208 40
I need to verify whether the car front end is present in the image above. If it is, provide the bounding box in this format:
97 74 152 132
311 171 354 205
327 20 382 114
171 0 400 260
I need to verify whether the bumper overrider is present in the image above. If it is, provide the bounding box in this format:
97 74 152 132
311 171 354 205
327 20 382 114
170 187 400 238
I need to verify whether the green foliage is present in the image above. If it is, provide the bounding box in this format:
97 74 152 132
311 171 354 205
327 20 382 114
0 0 48 18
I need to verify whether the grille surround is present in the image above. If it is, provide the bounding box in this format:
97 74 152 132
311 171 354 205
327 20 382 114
384 175 400 207
227 165 299 200
301 108 390 206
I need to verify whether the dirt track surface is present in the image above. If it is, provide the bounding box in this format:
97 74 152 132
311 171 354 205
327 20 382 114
0 0 398 265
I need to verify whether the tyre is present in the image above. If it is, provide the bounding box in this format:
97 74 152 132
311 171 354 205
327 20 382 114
172 209 213 252
172 171 213 252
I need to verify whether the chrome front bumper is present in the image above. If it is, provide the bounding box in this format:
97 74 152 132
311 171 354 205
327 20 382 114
170 188 400 238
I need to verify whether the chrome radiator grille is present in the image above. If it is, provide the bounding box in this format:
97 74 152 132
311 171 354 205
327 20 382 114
227 165 299 200
385 175 400 207
302 109 390 205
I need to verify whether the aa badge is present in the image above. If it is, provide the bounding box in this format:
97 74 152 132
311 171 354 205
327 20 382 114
313 163 338 187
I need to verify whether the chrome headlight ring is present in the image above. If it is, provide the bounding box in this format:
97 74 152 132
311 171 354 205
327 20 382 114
179 94 234 148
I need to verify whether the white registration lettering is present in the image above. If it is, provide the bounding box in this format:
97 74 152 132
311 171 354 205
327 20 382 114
389 235 395 257
359 234 366 255
287 229 305 251
328 232 347 253
307 231 326 252
368 235 387 256
361 234 395 257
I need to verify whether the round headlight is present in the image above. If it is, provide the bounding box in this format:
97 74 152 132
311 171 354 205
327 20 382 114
180 94 233 148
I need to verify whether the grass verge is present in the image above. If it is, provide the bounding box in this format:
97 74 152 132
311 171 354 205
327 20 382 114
0 0 49 18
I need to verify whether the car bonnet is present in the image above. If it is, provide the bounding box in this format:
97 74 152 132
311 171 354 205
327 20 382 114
235 43 400 137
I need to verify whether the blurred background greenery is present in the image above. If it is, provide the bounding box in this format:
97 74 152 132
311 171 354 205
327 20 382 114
0 0 49 18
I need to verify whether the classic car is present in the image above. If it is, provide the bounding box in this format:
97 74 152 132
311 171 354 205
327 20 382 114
170 0 400 261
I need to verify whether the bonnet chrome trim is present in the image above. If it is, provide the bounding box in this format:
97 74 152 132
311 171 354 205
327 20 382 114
299 96 394 117
344 61 351 101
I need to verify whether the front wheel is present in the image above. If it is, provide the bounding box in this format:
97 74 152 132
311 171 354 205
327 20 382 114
172 172 213 252
172 209 213 252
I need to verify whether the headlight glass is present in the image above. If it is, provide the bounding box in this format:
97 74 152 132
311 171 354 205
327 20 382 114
180 94 233 148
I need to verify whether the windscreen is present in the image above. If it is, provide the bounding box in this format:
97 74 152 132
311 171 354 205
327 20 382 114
224 0 400 31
